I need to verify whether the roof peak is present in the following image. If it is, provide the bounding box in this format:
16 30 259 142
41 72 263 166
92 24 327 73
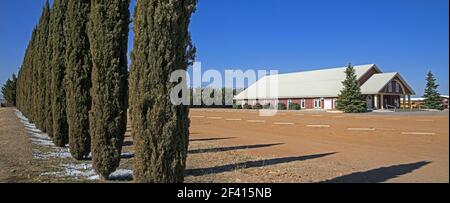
270 64 376 77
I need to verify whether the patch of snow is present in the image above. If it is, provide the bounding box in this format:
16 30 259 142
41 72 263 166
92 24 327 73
121 152 135 159
110 169 133 180
34 148 72 160
40 163 96 179
87 169 134 181
15 110 55 147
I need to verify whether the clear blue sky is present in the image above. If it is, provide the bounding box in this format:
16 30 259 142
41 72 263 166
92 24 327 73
0 0 448 96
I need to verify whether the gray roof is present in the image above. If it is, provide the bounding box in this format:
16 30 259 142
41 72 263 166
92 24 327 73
235 64 414 100
360 72 415 95
360 73 398 94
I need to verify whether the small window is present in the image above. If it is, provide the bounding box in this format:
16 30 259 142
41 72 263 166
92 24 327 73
388 83 393 92
301 99 306 108
396 83 400 93
314 99 322 108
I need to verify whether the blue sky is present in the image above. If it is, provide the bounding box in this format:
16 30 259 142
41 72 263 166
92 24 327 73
0 0 448 96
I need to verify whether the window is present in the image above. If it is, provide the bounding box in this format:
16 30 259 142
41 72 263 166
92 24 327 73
388 83 393 92
314 99 322 108
301 99 306 108
396 83 401 93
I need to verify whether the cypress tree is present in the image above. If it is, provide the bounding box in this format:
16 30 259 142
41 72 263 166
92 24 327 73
88 0 130 179
336 63 367 113
64 0 92 160
17 28 37 118
423 71 443 110
131 0 197 183
34 1 51 132
49 0 69 147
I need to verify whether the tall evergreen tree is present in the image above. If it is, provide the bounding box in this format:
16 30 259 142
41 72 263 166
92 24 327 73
44 2 54 137
34 1 51 132
88 0 130 179
49 0 69 147
423 71 443 110
1 74 17 106
17 28 37 118
336 63 367 113
65 0 93 160
131 0 197 183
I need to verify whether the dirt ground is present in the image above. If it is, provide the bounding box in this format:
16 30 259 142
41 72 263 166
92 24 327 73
0 108 33 182
186 109 449 183
0 107 448 183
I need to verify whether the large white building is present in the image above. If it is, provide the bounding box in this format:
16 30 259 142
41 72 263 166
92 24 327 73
234 64 415 110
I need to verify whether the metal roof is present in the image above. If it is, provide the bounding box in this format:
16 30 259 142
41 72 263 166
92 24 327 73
360 73 398 94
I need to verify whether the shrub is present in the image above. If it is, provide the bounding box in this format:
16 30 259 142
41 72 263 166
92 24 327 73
243 103 252 109
253 103 263 110
263 103 271 109
277 103 287 110
289 103 301 110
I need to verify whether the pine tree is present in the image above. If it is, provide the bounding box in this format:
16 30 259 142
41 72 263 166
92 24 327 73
131 0 197 183
423 71 443 110
1 74 17 106
49 0 69 147
88 0 130 179
336 63 367 113
64 0 93 160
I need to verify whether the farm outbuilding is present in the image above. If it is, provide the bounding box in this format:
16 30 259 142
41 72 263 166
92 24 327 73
234 64 416 110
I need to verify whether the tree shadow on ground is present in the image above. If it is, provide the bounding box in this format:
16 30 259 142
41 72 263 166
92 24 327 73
321 161 431 183
189 137 237 142
189 143 283 154
123 140 133 146
186 152 337 177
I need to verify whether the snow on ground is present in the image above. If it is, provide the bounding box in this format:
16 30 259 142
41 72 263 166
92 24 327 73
88 169 134 181
15 110 55 147
15 110 134 182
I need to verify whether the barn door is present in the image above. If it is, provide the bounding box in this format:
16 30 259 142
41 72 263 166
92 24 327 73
324 99 333 110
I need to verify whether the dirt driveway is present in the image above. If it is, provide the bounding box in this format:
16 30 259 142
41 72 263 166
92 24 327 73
187 109 449 183
0 108 33 182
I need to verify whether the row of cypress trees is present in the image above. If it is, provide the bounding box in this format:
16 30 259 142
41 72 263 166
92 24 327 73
15 0 197 182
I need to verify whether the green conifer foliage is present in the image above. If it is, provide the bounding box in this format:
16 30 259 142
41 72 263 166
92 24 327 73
64 0 92 160
88 0 130 179
49 0 69 147
34 1 51 132
423 71 443 110
336 63 367 113
1 74 17 106
130 0 197 183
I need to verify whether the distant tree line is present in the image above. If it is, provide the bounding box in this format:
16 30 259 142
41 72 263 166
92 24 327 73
189 87 244 108
1 74 17 107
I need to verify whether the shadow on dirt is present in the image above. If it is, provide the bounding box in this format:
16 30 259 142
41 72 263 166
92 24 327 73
321 161 431 183
123 140 134 146
186 152 337 177
189 137 237 142
189 143 283 154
